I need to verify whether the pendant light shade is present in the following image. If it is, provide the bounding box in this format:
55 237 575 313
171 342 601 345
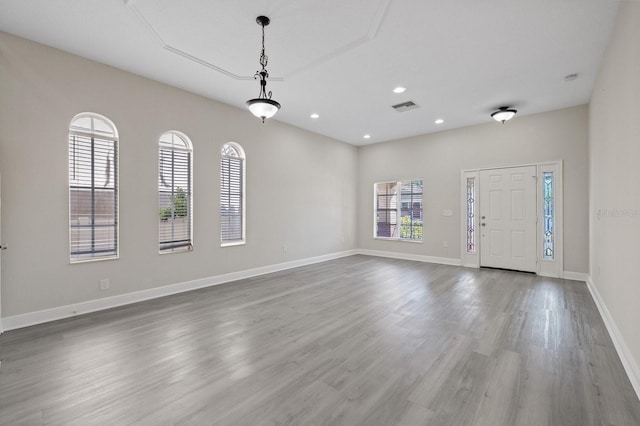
246 97 281 121
246 16 280 122
491 106 517 123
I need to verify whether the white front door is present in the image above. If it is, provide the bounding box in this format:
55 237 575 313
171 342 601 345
480 166 537 272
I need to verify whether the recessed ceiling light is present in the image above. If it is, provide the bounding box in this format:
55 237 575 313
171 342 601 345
393 87 406 94
435 119 444 124
363 134 371 139
564 73 578 82
310 113 319 119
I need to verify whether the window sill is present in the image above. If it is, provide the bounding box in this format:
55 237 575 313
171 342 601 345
373 237 423 244
221 240 246 248
159 245 193 255
70 255 119 264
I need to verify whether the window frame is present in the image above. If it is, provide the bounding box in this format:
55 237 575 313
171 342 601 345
158 131 193 254
220 142 246 247
68 112 119 263
373 179 423 242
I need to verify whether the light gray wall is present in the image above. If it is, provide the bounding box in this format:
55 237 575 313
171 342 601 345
357 105 589 273
0 32 358 317
589 1 640 383
0 29 594 322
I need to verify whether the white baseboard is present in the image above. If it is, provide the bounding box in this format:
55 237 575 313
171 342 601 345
585 276 640 401
1 249 358 332
562 271 589 282
356 249 461 266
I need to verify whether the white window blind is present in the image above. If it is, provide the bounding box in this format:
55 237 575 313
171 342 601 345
375 182 398 238
158 132 193 252
69 114 118 261
374 179 423 241
220 143 245 244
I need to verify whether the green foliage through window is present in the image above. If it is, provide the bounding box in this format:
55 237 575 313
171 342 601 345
400 215 423 240
159 187 188 221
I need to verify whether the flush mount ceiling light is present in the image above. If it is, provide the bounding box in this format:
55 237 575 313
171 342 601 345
393 86 406 94
246 16 280 123
310 113 319 119
363 134 371 139
435 119 444 124
491 106 517 124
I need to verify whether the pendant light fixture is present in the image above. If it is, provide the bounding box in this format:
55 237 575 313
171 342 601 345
246 16 280 123
491 106 517 124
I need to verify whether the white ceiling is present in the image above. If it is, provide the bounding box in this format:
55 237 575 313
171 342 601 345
0 0 620 145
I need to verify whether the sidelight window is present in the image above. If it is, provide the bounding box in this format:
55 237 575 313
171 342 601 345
466 177 476 253
542 171 554 259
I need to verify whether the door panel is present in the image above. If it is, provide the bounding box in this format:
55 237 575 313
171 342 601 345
490 230 503 256
480 166 537 272
511 230 525 258
489 190 501 219
511 190 524 220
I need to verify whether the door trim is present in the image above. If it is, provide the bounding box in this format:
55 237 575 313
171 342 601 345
460 161 563 278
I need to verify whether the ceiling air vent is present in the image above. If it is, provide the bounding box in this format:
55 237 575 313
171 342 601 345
392 101 419 112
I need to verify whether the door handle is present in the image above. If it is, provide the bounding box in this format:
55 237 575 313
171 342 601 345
0 245 7 250
481 223 486 226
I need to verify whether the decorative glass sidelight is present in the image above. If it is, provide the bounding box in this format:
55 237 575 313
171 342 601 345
466 177 476 253
543 172 554 259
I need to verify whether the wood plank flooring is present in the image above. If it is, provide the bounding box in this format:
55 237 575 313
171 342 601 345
1 255 639 425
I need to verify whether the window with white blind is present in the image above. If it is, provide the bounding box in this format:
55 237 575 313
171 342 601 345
158 131 193 253
374 179 423 241
68 113 119 262
220 143 245 245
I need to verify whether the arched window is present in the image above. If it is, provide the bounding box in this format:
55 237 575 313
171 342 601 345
69 113 118 261
159 131 193 253
220 142 245 245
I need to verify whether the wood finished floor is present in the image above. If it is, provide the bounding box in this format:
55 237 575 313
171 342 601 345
1 255 639 425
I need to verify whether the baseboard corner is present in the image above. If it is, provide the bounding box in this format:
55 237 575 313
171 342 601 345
562 271 589 282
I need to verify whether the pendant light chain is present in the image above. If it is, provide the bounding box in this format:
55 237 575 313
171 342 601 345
260 23 268 70
255 20 272 100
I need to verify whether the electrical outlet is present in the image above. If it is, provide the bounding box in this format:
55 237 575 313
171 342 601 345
443 240 448 248
99 278 110 291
